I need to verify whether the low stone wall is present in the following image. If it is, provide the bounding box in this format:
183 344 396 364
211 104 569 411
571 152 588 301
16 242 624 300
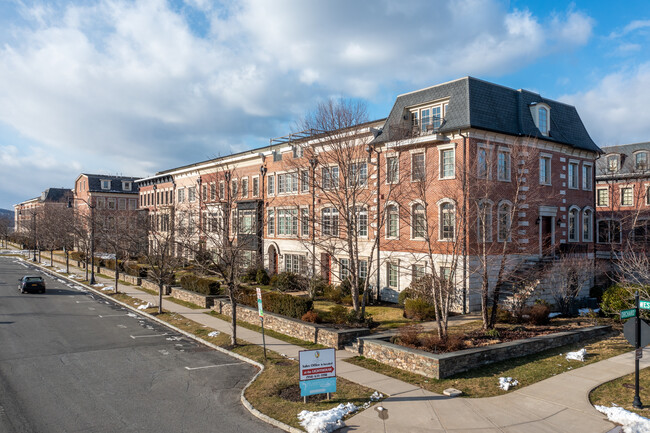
357 325 611 379
170 287 220 308
213 299 370 349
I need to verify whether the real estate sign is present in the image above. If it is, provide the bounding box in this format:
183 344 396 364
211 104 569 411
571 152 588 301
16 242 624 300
256 288 263 317
299 348 336 397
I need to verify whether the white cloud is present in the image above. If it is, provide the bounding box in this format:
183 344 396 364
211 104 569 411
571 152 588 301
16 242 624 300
0 0 594 208
561 63 650 146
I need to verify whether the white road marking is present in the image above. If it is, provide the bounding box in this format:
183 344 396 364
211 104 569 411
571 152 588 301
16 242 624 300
75 300 95 303
184 363 243 371
130 333 169 339
98 314 128 318
117 325 127 329
88 307 96 311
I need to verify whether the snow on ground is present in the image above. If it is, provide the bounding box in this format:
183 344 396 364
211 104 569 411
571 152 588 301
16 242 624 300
549 312 562 318
137 302 153 310
207 331 220 337
579 308 600 316
596 405 650 433
499 377 519 391
566 348 587 361
101 286 114 291
297 392 385 433
92 283 104 288
127 313 138 318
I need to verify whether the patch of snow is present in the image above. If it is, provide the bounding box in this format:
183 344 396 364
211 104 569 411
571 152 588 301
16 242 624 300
298 403 358 433
92 283 104 288
208 331 220 337
499 377 519 391
137 302 153 310
549 312 562 318
579 308 600 316
370 391 383 401
566 348 587 362
126 313 138 318
101 286 114 291
595 405 650 433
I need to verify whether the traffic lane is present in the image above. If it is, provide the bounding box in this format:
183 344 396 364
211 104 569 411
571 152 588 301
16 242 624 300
0 258 280 433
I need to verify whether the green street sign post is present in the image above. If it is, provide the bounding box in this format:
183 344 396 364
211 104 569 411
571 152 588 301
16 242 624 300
640 300 650 311
257 288 267 361
621 308 637 320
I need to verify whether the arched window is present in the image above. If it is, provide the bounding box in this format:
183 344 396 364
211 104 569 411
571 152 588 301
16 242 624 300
568 207 579 242
538 107 548 134
440 202 455 240
412 203 426 239
386 204 399 238
497 202 512 242
582 208 593 242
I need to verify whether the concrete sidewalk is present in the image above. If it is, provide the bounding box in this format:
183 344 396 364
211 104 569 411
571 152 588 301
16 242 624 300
18 250 641 433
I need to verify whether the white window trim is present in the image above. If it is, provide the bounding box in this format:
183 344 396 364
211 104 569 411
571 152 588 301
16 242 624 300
596 218 622 244
646 183 650 206
385 153 400 185
567 159 580 190
267 174 275 196
497 199 513 242
122 181 132 191
581 162 593 191
386 260 400 290
567 205 581 242
385 201 400 240
582 206 594 242
438 143 456 180
606 154 620 173
409 199 426 240
476 199 493 243
620 184 634 207
437 197 456 241
529 102 551 136
241 176 249 198
497 146 511 182
539 153 552 186
408 100 449 133
101 179 111 190
634 150 649 171
410 150 426 182
476 143 492 180
596 186 609 207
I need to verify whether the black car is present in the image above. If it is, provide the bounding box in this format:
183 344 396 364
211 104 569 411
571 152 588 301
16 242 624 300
19 276 46 294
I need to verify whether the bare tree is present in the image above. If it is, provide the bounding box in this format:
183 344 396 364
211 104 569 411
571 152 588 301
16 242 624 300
546 254 596 315
0 215 12 248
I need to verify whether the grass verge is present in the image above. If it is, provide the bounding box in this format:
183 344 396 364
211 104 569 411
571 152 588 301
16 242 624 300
347 331 631 398
165 296 205 310
590 366 650 418
100 292 377 429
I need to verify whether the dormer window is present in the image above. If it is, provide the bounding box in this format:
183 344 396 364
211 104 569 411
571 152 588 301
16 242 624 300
635 151 648 171
529 102 551 136
607 155 620 173
409 100 448 134
101 179 111 190
122 181 132 191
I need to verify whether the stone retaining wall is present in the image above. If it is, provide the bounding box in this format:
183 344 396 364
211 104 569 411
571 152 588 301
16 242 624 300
170 287 219 308
213 300 369 349
357 325 611 379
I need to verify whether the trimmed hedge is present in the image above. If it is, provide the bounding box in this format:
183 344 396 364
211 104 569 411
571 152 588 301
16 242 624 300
123 261 148 278
240 290 313 319
70 251 85 262
179 275 222 296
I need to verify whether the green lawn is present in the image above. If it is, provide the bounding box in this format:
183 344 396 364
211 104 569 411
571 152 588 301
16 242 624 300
313 300 416 330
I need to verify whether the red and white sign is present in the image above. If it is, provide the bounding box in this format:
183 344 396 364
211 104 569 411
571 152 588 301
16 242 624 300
299 348 336 381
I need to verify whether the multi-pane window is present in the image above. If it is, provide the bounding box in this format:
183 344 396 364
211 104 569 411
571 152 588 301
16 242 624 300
202 184 207 201
107 198 116 210
387 263 399 289
633 220 650 243
356 206 368 237
582 164 592 190
497 203 511 242
359 260 368 282
440 202 455 240
267 175 275 195
292 145 303 158
188 187 197 202
241 178 248 198
411 103 445 132
477 201 492 242
101 180 111 190
267 209 275 235
285 254 304 273
348 162 368 187
440 267 452 283
322 207 339 236
322 166 339 190
412 203 426 239
598 220 621 243
210 183 216 201
597 188 609 207
339 258 350 281
230 181 238 198
568 208 579 242
387 156 399 183
301 170 309 193
497 150 510 181
219 182 225 200
477 148 488 178
538 107 548 134
441 149 455 178
636 152 648 171
178 189 185 203
301 208 309 237
252 177 259 197
621 187 633 206
607 155 619 172
568 162 579 189
239 209 255 234
387 205 399 238
412 264 426 281
583 209 593 242
277 209 298 236
411 153 425 181
540 156 551 185
118 198 126 210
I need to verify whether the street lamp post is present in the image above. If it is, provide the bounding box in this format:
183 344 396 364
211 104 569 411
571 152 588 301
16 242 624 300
18 209 37 261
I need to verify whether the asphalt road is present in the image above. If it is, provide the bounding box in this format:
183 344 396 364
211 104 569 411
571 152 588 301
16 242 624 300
0 257 280 433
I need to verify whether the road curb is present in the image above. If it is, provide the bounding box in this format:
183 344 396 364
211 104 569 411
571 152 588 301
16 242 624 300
21 258 303 433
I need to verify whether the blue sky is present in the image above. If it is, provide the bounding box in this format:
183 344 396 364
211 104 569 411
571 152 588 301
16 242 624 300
1 0 650 210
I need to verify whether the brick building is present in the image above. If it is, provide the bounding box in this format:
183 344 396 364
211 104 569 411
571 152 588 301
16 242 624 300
137 77 600 311
14 187 73 235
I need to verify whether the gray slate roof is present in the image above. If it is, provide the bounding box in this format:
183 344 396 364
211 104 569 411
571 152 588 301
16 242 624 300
597 142 650 178
82 174 141 194
40 188 72 203
374 77 601 154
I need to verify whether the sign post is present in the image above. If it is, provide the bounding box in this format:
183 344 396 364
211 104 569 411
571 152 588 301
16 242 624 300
299 348 337 403
257 288 267 361
634 291 643 408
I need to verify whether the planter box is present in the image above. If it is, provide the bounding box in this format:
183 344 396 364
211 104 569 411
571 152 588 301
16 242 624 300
170 287 219 308
213 299 370 349
356 325 611 379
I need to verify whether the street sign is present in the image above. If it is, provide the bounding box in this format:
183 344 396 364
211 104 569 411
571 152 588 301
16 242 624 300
641 300 650 310
636 349 644 360
299 348 336 381
256 288 264 317
622 308 637 320
624 318 650 347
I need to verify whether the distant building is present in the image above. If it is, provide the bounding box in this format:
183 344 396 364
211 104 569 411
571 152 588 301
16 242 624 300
14 188 73 233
